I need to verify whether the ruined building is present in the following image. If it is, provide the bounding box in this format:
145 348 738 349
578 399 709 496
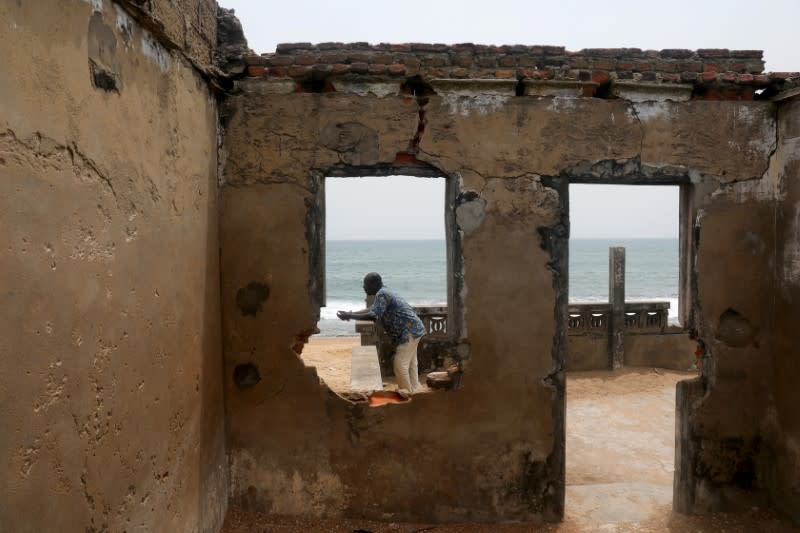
2 1 800 531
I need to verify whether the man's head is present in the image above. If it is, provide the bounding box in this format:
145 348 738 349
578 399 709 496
362 272 383 296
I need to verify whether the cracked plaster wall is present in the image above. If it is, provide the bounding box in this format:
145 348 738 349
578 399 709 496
0 1 225 531
220 78 781 523
770 95 800 524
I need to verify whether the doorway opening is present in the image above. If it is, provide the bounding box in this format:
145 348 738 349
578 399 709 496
565 183 699 526
300 175 452 399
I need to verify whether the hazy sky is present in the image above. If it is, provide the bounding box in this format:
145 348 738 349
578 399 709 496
223 0 794 239
326 177 445 240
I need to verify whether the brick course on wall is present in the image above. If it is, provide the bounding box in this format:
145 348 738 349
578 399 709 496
243 43 799 100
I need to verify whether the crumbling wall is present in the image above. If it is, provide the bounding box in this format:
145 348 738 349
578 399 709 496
220 53 778 521
770 92 800 523
674 102 780 513
0 1 226 531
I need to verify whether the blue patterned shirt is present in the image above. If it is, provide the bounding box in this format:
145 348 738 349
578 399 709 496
369 287 426 344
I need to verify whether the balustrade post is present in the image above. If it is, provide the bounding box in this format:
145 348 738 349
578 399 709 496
609 247 625 369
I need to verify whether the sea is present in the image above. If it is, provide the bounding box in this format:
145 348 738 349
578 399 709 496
318 238 679 336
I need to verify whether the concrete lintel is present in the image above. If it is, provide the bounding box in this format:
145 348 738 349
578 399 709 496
330 79 401 97
772 85 800 102
612 81 693 102
430 78 518 96
238 78 296 95
523 80 592 97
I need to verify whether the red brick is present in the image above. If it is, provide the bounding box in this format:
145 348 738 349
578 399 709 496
389 44 412 52
499 55 516 67
720 72 737 82
247 65 266 77
371 54 393 65
675 61 703 72
703 63 720 73
331 64 350 75
276 42 313 53
659 49 694 58
287 65 310 77
730 49 763 59
477 56 497 68
591 58 616 70
245 55 266 66
268 66 286 77
738 73 754 83
654 60 679 73
582 84 596 97
570 57 591 69
399 56 421 68
453 43 476 51
295 54 318 66
387 64 406 76
423 55 448 67
591 71 610 84
702 71 717 82
698 48 730 58
770 72 800 80
754 74 771 85
319 52 347 64
495 69 515 79
517 68 534 79
312 64 333 74
394 152 419 164
317 42 344 50
349 62 369 74
450 68 469 79
453 54 473 68
266 55 294 67
347 52 372 63
368 64 386 74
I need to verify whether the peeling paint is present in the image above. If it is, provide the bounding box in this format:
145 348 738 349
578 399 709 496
631 101 672 122
141 30 171 73
444 94 510 117
783 203 800 285
546 97 578 113
83 0 103 13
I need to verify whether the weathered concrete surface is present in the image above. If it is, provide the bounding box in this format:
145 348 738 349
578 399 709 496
0 1 226 531
771 94 800 524
220 75 782 523
567 332 695 371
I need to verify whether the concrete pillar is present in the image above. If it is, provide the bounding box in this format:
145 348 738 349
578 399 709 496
609 247 625 369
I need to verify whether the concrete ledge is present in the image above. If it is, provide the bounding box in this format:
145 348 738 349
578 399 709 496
350 345 383 391
523 80 593 97
612 81 693 102
430 78 518 96
330 80 401 97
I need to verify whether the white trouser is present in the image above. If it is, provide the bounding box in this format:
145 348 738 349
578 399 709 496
393 334 421 393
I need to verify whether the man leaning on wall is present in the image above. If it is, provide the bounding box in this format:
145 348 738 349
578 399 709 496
337 272 426 396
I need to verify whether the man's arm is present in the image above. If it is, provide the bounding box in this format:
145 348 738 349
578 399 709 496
337 309 376 321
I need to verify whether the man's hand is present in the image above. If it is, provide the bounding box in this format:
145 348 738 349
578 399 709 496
336 310 351 321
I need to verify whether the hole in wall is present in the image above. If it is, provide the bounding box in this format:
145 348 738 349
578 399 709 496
400 75 436 97
236 281 271 316
233 363 261 389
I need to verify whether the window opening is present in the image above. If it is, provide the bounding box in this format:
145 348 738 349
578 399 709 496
300 175 450 402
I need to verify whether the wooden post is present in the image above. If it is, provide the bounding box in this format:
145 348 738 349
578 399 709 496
609 247 625 369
